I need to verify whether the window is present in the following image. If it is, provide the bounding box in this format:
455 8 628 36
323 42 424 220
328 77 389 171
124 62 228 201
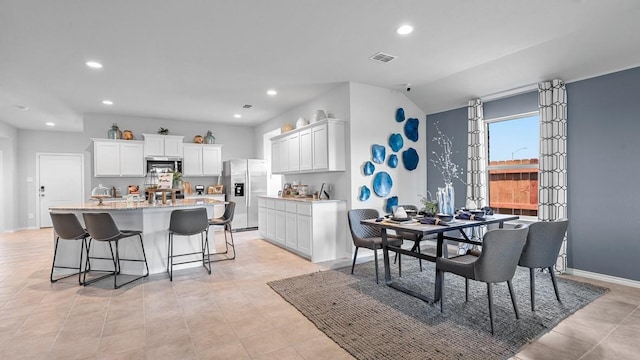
486 112 539 217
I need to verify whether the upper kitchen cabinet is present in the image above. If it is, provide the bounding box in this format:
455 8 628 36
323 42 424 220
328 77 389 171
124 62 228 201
270 119 345 174
183 144 223 176
93 139 145 177
142 134 184 157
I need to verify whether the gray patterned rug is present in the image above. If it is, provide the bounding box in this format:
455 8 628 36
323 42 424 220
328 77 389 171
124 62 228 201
268 257 607 360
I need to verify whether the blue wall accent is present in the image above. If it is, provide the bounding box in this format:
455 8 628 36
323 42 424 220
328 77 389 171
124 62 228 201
566 67 640 281
425 66 640 281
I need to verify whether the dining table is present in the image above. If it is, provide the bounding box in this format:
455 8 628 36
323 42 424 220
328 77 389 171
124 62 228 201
361 213 519 304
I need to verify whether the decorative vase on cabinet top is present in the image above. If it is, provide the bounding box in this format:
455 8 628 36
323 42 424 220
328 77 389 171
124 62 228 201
204 130 215 144
296 117 308 129
123 130 134 140
312 109 327 123
107 123 122 139
194 135 203 144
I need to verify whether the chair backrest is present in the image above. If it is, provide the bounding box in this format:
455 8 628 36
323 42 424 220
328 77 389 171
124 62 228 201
473 225 529 283
222 201 236 223
83 213 122 241
518 219 569 268
50 213 87 240
169 207 209 235
347 209 381 242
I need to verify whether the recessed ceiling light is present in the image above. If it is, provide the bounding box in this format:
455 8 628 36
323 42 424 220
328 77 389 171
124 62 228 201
102 100 114 105
233 114 242 118
266 89 277 96
396 24 414 35
85 61 103 69
46 122 55 126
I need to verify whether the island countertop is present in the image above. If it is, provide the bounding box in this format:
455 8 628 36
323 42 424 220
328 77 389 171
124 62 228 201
257 195 345 203
49 197 224 211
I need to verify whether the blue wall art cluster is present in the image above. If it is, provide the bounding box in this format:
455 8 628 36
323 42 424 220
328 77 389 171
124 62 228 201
358 107 421 213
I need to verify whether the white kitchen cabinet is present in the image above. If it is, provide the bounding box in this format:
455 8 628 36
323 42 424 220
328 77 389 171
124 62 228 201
93 139 145 177
257 197 347 262
270 119 345 174
287 133 300 172
299 128 313 171
142 134 184 157
258 198 267 238
182 144 223 176
296 202 313 256
271 140 282 174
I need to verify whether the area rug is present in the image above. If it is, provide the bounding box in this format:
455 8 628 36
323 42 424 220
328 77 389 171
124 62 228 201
268 257 607 360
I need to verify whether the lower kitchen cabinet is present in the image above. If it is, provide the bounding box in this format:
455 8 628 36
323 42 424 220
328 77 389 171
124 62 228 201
257 197 346 262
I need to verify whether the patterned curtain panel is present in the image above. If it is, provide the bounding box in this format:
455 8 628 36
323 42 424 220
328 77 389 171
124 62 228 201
538 79 568 273
466 99 488 208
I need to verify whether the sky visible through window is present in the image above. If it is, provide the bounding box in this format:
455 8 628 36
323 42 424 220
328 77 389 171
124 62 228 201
488 115 539 161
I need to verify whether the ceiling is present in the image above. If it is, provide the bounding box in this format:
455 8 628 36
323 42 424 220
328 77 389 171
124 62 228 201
2 0 640 132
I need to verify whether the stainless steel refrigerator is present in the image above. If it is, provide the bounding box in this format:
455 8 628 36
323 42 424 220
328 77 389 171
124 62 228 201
222 159 267 230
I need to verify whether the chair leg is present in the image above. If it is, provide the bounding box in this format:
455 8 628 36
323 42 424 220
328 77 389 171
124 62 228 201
530 268 536 312
350 247 359 274
487 282 495 335
49 237 60 283
416 243 423 272
397 248 401 277
201 232 211 274
138 234 149 277
507 279 520 319
440 271 445 313
374 248 379 284
549 266 561 303
168 234 174 281
77 238 85 285
226 224 236 260
465 278 469 302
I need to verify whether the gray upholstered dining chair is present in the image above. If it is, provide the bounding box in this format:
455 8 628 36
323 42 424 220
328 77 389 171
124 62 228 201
167 207 211 281
518 219 569 311
207 201 236 262
436 225 529 335
82 212 149 288
394 204 434 271
347 209 403 284
50 213 90 284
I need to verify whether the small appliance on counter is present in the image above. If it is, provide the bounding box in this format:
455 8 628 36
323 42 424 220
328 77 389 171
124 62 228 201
194 185 205 195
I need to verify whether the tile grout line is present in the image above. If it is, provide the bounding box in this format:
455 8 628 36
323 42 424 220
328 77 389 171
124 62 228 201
46 289 82 356
173 280 201 359
577 304 640 360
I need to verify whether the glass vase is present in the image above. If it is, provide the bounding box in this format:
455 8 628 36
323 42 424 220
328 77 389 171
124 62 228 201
107 123 122 139
437 182 455 215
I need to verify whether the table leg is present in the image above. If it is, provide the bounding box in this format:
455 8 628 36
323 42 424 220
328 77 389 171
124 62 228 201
434 232 444 303
381 229 393 285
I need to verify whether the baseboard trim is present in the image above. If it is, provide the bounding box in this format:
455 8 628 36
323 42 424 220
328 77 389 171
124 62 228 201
566 268 640 289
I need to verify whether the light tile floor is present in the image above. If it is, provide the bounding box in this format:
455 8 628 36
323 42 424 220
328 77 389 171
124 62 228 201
0 228 638 359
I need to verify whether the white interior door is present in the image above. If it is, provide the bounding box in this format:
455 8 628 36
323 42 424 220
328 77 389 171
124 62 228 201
263 128 282 196
38 153 84 228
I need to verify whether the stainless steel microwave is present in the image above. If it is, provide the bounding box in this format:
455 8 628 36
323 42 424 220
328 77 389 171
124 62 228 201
146 158 182 174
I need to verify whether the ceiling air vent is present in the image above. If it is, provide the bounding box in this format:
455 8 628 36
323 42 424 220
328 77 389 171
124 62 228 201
242 104 252 109
369 52 397 63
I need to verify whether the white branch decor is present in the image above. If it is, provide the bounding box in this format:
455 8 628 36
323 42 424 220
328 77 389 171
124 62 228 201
430 123 464 184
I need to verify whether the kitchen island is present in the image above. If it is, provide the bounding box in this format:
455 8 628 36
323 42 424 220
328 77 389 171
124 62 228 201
49 198 225 275
257 195 348 262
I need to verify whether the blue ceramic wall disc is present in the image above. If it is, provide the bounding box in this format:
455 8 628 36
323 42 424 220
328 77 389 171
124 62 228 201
388 154 398 168
363 161 375 176
373 171 393 197
395 108 405 122
389 133 404 152
402 147 419 171
404 118 419 142
359 186 371 201
385 196 398 214
371 144 386 164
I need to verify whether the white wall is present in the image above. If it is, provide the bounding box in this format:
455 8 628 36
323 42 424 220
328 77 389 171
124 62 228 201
349 82 427 214
0 120 18 232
